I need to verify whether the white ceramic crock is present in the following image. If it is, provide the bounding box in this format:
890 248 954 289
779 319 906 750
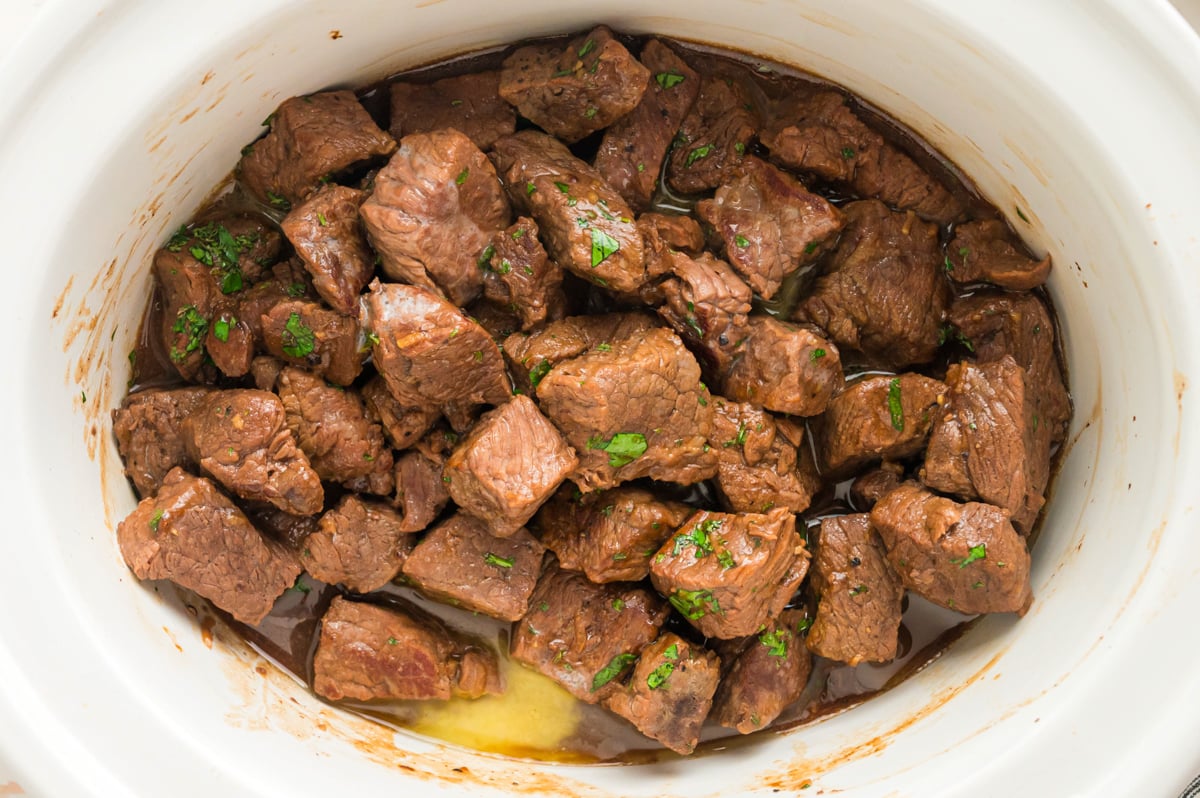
1 1 1198 795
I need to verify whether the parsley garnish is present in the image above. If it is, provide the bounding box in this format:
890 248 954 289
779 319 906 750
455 167 469 186
810 348 826 361
685 144 713 167
586 432 648 468
849 584 869 596
281 312 315 358
387 636 399 645
265 190 291 210
734 235 750 248
526 182 537 196
724 424 749 448
528 359 552 388
672 518 720 558
591 652 636 691
943 256 955 273
317 212 328 227
289 575 311 594
477 243 496 269
841 146 856 159
285 282 306 298
646 661 675 690
887 377 904 432
795 617 813 633
590 229 620 267
759 627 790 658
149 509 164 533
717 550 736 570
166 226 190 252
655 71 686 89
951 544 987 568
484 552 514 568
212 315 236 343
663 644 679 660
584 107 598 119
669 588 721 620
170 305 208 362
577 38 596 58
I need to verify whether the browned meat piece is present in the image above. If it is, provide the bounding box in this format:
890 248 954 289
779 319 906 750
181 389 324 516
870 483 1032 615
392 442 451 534
249 355 284 392
239 91 397 208
807 514 904 665
401 513 545 621
312 596 502 702
594 39 700 211
235 279 299 350
850 462 906 510
949 292 1070 444
723 316 844 417
480 216 565 331
502 312 658 396
658 251 752 372
639 212 706 280
244 502 319 550
302 495 414 593
946 220 1051 290
360 129 511 306
696 157 843 299
511 562 668 703
363 280 512 409
710 398 821 514
537 485 691 583
602 633 721 755
443 395 577 537
276 367 393 491
818 373 947 476
762 91 964 224
153 242 222 382
666 76 757 195
117 467 301 625
710 609 813 734
261 300 364 386
793 200 952 369
921 357 1051 533
499 26 650 143
389 70 516 150
536 328 718 491
492 130 647 293
649 508 808 639
204 301 255 378
112 387 212 497
361 375 439 451
280 184 375 315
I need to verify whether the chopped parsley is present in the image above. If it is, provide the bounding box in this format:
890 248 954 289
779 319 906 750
685 144 713 167
655 71 686 89
887 377 904 432
810 348 827 361
951 544 987 568
528 359 552 388
804 241 819 254
265 190 291 210
663 644 679 660
795 617 813 633
669 588 721 620
477 243 496 269
484 552 514 569
166 226 190 252
734 235 750 248
285 282 307 298
577 38 596 58
185 222 257 294
149 509 164 534
849 584 869 596
758 627 790 658
212 315 236 343
281 312 315 358
611 598 625 611
317 212 328 227
591 652 636 691
1015 206 1030 223
387 637 399 645
841 146 856 159
717 550 736 570
554 181 571 194
170 305 208 362
584 106 598 119
587 432 648 468
672 518 721 558
455 167 469 185
734 141 746 155
646 661 675 690
943 256 955 273
526 182 537 196
724 424 749 448
590 229 620 267
289 575 311 594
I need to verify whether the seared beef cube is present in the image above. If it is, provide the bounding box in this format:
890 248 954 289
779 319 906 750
710 609 813 734
363 280 512 409
481 216 565 331
850 462 906 510
112 387 212 496
182 216 283 285
499 26 650 143
401 513 545 621
818 373 947 476
361 375 439 451
762 91 964 224
666 76 757 195
466 299 527 344
392 447 450 534
237 279 297 345
723 316 844 417
793 199 951 369
538 486 691 583
280 184 375 315
502 311 658 396
117 467 301 625
312 596 502 702
650 508 808 639
949 292 1070 444
658 251 752 371
946 220 1051 290
153 247 220 381
244 502 319 550
360 129 511 306
492 130 647 293
303 495 414 593
594 39 700 211
204 301 255 378
696 157 843 299
276 367 393 491
181 389 324 516
261 300 364 386
249 355 284 392
602 633 721 755
511 562 668 703
389 70 516 150
870 483 1032 615
239 91 397 208
710 398 820 514
639 211 706 280
807 514 904 665
537 328 718 491
921 357 1051 533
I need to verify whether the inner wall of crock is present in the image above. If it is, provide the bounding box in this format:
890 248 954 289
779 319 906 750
24 0 1176 795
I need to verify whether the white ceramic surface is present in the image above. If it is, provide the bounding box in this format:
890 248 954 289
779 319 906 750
0 1 1198 796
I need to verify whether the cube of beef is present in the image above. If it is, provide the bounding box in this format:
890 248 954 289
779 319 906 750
723 316 844 417
401 513 545 621
946 219 1051 290
117 467 301 625
639 211 706 280
658 251 752 372
249 355 284 392
710 398 821 514
465 299 525 344
870 483 1033 615
849 462 906 511
650 508 808 639
667 76 757 195
502 311 658 396
361 375 439 452
480 216 565 331
389 70 516 150
280 184 375 315
204 301 255 378
261 300 364 387
710 609 813 734
243 502 319 550
302 495 415 594
112 387 213 497
392 444 451 534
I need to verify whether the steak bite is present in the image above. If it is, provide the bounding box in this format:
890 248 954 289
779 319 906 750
658 251 753 371
639 212 706 280
696 156 844 299
650 508 809 639
667 76 757 195
361 374 439 452
793 199 952 369
181 389 324 516
280 184 375 315
594 39 700 211
710 398 821 515
112 387 213 497
401 513 546 621
710 609 813 734
807 514 904 665
392 440 451 534
480 216 565 331
537 485 692 583
535 328 718 491
511 562 669 703
239 91 397 208
312 596 502 702
946 219 1051 290
204 301 255 378
491 130 647 293
818 373 947 476
602 632 721 755
870 483 1033 615
261 300 364 387
443 394 578 538
388 70 516 150
499 26 650 144
722 316 844 417
850 461 906 510
117 467 301 626
303 495 415 594
502 311 658 396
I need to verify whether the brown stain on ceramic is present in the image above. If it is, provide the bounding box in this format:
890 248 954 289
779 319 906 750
51 275 74 319
162 625 183 653
1005 136 1050 188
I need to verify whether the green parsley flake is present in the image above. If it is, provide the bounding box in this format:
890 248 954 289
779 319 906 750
317 212 328 227
585 107 598 119
456 167 470 185
735 234 750 248
810 348 827 362
388 636 399 645
289 575 311 594
578 38 596 58
170 305 208 362
849 584 869 596
281 312 315 358
663 644 679 661
591 652 636 691
842 146 856 159
477 244 496 269
795 617 813 633
943 255 955 273
149 509 164 534
484 552 514 568
685 144 713 167
590 229 620 267
717 550 736 570
528 359 552 388
285 282 306 298
646 661 675 690
212 316 235 343
166 226 190 252
655 71 686 90
554 181 571 194
734 141 746 155
952 543 987 568
611 598 625 612
669 588 720 620
586 432 648 468
266 190 291 210
759 627 790 658
672 518 720 558
887 377 904 432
